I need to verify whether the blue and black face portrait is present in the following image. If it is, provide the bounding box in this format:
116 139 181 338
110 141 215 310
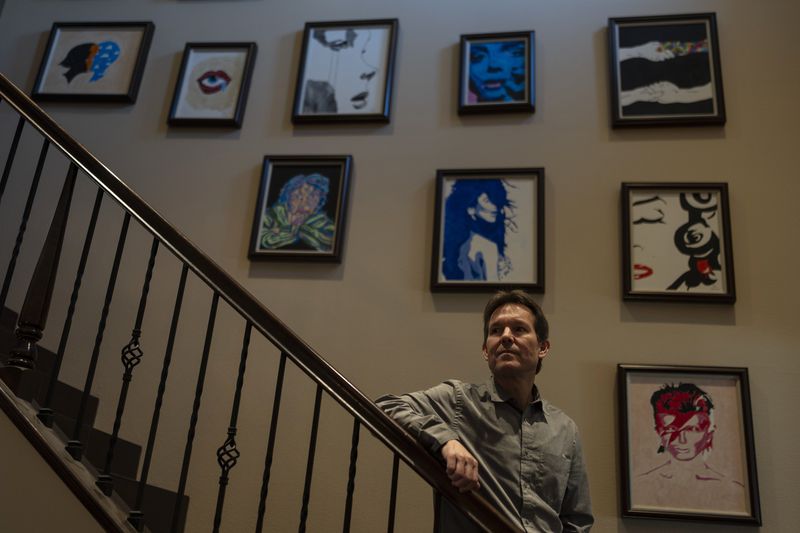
59 41 121 83
467 40 526 103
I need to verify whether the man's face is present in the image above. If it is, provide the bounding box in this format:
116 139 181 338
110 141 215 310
656 412 713 461
482 303 548 378
288 183 322 225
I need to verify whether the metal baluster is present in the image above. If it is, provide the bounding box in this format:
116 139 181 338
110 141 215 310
170 292 219 533
298 384 323 533
255 352 287 533
128 264 188 531
432 491 441 533
387 454 400 533
341 419 360 533
0 139 48 311
65 213 130 461
37 189 104 426
0 163 76 393
0 117 25 206
212 322 252 533
95 238 159 495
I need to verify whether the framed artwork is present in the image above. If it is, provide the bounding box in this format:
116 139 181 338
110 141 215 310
458 31 535 114
618 364 761 525
291 18 398 123
249 155 352 262
32 21 155 103
168 42 257 127
608 13 726 127
621 183 735 303
431 168 544 292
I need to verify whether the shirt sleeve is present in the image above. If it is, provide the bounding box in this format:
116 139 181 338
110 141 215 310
375 380 462 454
560 429 594 532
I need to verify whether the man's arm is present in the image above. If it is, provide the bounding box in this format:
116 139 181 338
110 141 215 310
376 381 480 492
560 431 594 532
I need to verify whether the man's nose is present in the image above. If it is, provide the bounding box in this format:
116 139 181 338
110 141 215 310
500 327 514 342
677 431 687 444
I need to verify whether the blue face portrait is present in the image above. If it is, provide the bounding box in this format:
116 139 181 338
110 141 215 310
468 40 526 102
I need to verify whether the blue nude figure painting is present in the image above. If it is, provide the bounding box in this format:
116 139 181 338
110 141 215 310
438 176 537 285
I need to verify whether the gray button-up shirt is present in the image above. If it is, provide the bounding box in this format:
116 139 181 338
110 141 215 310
376 378 593 532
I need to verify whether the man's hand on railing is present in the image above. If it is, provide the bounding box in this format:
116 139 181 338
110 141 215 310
441 439 480 493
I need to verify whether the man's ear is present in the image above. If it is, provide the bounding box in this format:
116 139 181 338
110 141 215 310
538 340 550 358
482 343 489 362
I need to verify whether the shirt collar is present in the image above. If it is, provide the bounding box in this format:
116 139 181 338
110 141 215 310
485 376 544 413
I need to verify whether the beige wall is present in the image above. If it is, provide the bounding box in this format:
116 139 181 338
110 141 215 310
0 409 104 533
1 0 799 532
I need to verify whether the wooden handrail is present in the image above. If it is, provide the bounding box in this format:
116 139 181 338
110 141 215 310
0 73 523 533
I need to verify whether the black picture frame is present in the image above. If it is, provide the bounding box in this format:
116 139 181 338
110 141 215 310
618 364 761 525
249 155 352 262
431 168 544 293
168 42 257 128
291 18 398 124
608 13 726 127
458 31 535 115
32 21 155 103
621 182 735 303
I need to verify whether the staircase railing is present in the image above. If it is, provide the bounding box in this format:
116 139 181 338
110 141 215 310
0 72 522 532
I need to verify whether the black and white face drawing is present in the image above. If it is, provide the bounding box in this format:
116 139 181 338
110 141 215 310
299 26 390 115
630 190 726 293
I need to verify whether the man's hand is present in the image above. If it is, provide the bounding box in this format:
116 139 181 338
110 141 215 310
441 440 480 493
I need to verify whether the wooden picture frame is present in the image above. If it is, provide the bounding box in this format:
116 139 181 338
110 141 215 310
32 21 155 103
291 18 398 123
621 182 735 303
458 31 535 115
168 42 257 128
431 168 544 292
249 155 352 262
608 13 726 127
618 364 761 525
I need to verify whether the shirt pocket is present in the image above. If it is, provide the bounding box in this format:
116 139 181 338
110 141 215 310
532 450 571 511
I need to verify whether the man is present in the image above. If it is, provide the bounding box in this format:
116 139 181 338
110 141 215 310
633 383 746 511
376 290 593 532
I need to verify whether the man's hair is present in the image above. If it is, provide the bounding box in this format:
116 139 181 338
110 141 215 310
483 289 549 342
649 382 714 417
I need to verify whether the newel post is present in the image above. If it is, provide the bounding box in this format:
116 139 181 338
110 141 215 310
1 164 77 395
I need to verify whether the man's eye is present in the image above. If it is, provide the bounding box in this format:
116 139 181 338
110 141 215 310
514 327 527 334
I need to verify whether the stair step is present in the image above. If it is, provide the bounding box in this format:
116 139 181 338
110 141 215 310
51 411 141 479
113 474 189 533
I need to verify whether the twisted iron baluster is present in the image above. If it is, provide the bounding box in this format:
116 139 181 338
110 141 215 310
299 384 323 533
0 139 48 311
342 419 361 533
212 322 252 533
387 454 400 533
170 292 219 533
0 116 25 206
65 212 130 461
37 189 104 426
96 238 159 495
255 352 288 533
128 263 188 531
